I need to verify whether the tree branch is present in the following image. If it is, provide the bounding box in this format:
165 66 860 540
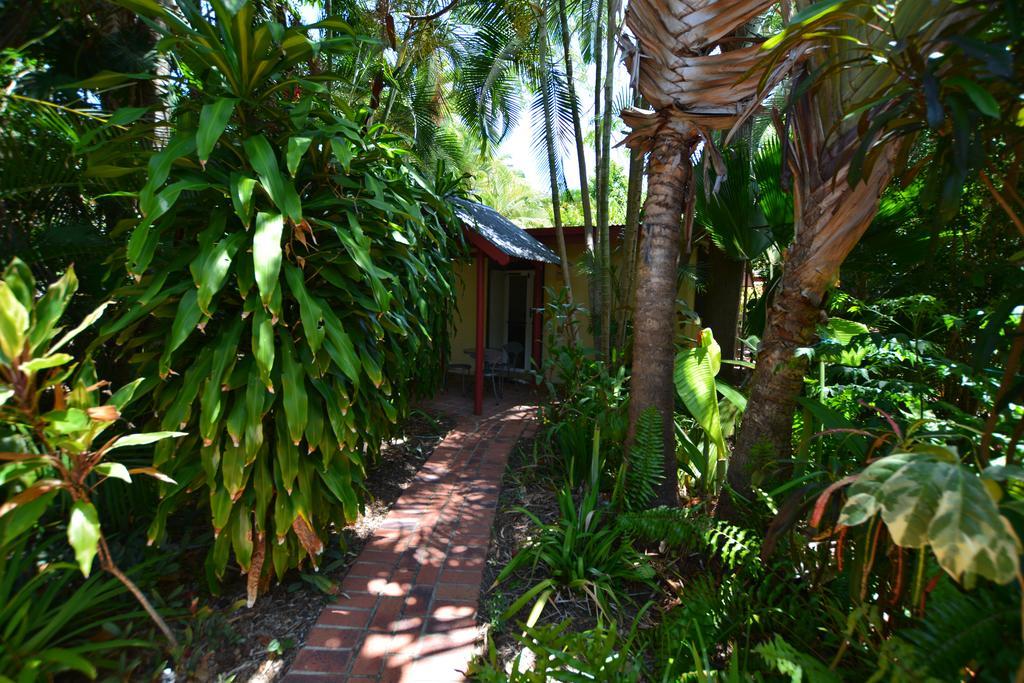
407 0 458 23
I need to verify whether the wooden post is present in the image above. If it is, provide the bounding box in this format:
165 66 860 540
474 252 486 415
532 262 544 373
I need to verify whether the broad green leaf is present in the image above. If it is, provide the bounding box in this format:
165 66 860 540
29 266 78 352
275 413 299 493
331 137 353 171
200 318 244 443
158 289 203 377
318 462 358 522
45 408 89 435
286 136 313 177
3 257 34 306
244 135 301 221
106 431 187 452
251 306 275 391
232 506 253 570
197 98 238 163
716 380 747 410
283 264 325 354
67 501 101 577
820 317 870 345
0 281 29 361
279 332 308 444
0 490 57 545
63 69 151 90
107 378 145 411
674 328 727 458
948 77 1000 118
127 466 176 484
20 354 74 374
230 173 258 228
95 462 132 482
839 450 1022 584
253 212 284 311
50 301 110 353
321 311 361 385
196 232 246 315
139 135 196 216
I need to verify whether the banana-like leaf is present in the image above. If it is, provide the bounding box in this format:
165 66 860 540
674 328 727 459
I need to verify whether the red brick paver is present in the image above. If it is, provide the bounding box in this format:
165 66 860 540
285 388 537 682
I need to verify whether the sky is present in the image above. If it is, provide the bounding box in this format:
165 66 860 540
297 1 632 193
496 61 633 193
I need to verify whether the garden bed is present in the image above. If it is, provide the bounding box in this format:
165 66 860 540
181 410 456 682
475 437 664 675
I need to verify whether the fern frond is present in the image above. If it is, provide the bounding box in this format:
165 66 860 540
616 406 663 511
616 506 760 570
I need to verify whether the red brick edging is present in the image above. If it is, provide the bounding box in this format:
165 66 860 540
285 401 536 682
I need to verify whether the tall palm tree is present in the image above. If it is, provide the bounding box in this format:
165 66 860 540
728 0 977 497
621 0 775 505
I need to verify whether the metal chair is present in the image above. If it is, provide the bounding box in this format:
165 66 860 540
481 348 508 399
502 341 524 382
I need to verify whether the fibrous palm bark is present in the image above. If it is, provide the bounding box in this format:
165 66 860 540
622 0 776 505
728 0 973 496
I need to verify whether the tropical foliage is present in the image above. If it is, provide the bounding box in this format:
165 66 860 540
87 0 463 602
1 0 1022 679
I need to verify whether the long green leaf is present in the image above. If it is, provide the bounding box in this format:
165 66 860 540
196 97 238 163
244 135 301 221
253 212 284 312
67 502 101 577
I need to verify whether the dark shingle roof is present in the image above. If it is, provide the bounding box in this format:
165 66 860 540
451 198 560 265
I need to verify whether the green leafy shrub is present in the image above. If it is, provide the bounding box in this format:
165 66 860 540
495 458 655 622
0 534 157 681
536 288 630 488
469 619 647 682
0 259 179 645
92 1 463 600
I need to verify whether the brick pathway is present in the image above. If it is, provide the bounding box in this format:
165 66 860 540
285 388 537 682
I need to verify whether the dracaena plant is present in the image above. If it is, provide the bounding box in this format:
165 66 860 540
92 0 462 603
0 258 180 647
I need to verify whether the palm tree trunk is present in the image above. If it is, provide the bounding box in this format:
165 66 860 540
590 0 604 349
537 9 575 301
728 150 895 495
628 131 696 506
557 0 593 240
597 0 617 361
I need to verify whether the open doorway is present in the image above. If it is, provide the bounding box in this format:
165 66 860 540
487 269 534 371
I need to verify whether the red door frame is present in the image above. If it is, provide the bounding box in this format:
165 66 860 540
474 252 487 415
532 263 544 373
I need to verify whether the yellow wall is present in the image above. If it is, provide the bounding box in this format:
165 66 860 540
449 259 477 367
448 241 698 367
